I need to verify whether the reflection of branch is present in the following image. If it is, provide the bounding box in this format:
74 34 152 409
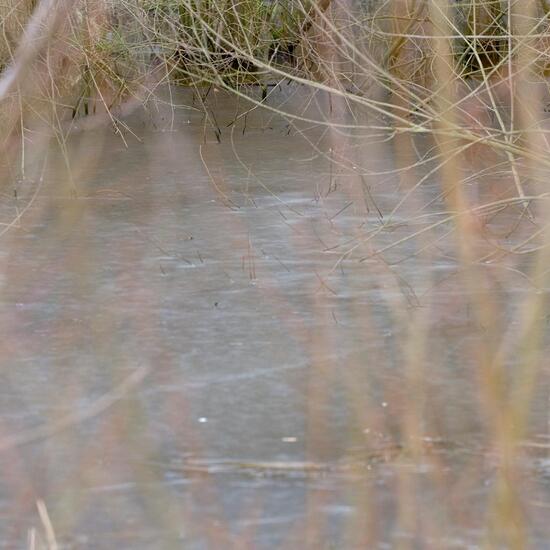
0 366 149 452
0 0 77 100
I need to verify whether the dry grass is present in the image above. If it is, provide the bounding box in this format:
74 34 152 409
1 0 550 548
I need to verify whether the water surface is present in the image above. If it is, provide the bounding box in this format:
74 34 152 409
0 85 549 548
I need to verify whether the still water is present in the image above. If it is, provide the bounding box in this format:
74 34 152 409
0 85 549 548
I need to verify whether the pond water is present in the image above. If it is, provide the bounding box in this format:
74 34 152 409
0 84 549 548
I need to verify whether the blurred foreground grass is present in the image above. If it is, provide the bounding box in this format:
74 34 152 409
1 0 550 548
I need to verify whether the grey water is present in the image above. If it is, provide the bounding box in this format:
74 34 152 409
0 85 549 548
